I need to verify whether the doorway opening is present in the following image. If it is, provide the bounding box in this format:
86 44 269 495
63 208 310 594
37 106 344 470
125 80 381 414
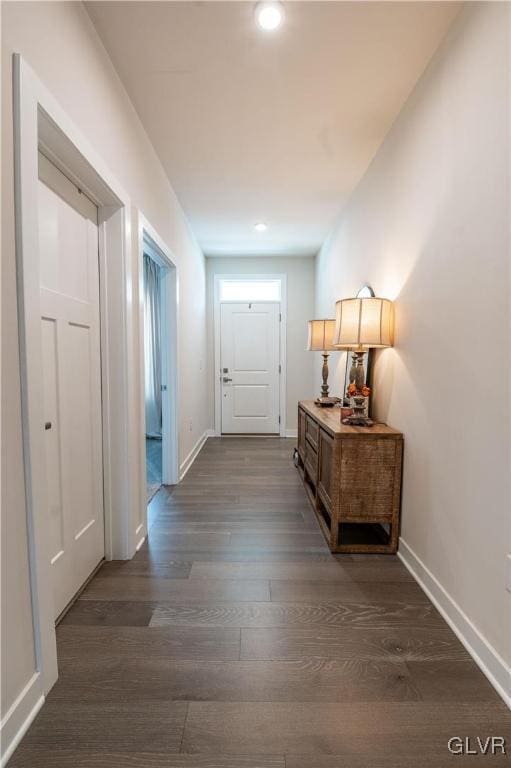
213 275 287 437
143 252 163 502
138 218 179 515
13 55 138 719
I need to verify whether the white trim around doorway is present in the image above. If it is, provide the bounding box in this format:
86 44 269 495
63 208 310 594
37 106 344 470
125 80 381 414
9 54 138 753
136 212 180 545
213 273 287 438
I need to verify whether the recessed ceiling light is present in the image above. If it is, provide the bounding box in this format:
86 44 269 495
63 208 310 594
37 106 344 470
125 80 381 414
255 2 284 31
254 222 268 232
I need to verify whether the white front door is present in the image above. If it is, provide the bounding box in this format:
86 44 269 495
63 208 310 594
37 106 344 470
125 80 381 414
38 153 105 619
220 302 280 434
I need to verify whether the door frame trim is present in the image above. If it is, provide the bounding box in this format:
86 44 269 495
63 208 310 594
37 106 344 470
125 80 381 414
137 212 179 539
213 273 287 437
12 54 138 702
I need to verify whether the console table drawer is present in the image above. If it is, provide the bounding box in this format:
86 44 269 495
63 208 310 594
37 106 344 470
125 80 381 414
317 427 335 511
297 406 307 461
305 415 319 450
304 439 318 482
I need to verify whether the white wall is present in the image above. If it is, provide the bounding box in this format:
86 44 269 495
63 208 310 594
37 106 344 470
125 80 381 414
206 257 316 433
1 0 209 735
316 2 510 696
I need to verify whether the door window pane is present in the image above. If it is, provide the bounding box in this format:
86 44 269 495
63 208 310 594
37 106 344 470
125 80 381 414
219 279 281 302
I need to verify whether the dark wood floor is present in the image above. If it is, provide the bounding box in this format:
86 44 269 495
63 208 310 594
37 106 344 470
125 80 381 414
10 438 510 767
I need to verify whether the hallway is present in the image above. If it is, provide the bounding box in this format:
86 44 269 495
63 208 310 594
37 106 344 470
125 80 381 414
10 438 510 766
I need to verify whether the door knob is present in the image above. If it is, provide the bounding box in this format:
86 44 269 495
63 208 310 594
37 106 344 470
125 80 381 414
222 377 233 383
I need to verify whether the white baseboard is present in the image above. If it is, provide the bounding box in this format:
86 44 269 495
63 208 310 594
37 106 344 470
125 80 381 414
0 672 44 766
398 537 511 709
179 430 213 481
205 431 296 439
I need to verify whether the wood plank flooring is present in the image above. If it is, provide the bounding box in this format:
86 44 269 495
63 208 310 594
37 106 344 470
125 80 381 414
10 437 510 767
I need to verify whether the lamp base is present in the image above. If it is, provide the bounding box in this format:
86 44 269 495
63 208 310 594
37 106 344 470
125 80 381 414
342 394 372 426
315 396 340 408
342 415 374 427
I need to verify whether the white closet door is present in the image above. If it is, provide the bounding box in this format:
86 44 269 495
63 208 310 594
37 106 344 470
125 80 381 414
38 153 104 619
220 302 280 434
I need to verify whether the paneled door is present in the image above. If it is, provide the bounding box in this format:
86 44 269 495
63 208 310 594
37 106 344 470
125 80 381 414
38 153 105 619
220 302 280 434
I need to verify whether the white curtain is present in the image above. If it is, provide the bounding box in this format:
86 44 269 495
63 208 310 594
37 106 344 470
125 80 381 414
143 254 162 437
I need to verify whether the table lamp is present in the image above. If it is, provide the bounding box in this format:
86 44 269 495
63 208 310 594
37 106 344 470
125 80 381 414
333 297 394 425
307 319 339 407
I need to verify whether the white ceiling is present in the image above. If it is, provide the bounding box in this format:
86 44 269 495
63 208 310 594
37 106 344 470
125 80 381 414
86 1 460 257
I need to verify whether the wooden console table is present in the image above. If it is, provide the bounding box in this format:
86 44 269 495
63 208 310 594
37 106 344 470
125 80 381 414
297 401 403 553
